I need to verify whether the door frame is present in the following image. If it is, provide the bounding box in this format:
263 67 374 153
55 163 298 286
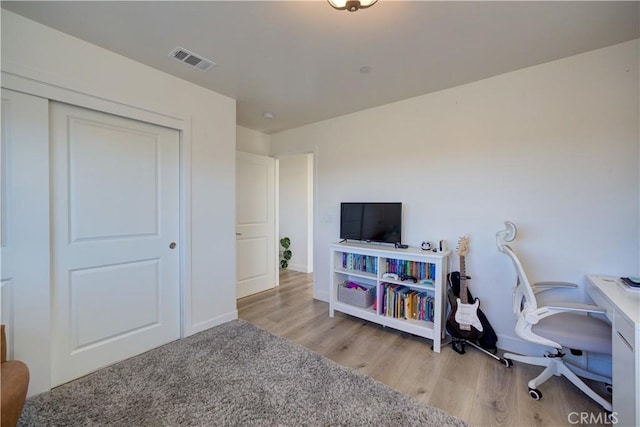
275 152 315 275
2 71 192 393
274 149 317 290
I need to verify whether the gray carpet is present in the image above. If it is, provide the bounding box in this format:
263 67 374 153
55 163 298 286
19 319 467 426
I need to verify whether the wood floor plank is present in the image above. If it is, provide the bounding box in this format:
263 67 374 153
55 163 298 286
238 270 608 427
394 342 448 404
514 363 569 427
469 351 518 427
428 376 476 422
365 331 430 389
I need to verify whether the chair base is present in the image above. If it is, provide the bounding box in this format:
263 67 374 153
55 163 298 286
504 351 612 412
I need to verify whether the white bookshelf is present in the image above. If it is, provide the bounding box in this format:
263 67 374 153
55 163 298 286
329 242 450 352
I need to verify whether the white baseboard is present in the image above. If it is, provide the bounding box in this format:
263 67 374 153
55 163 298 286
587 352 612 378
314 289 329 303
497 334 548 356
187 310 238 336
285 263 312 273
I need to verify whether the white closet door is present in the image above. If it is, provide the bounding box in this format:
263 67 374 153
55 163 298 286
1 89 51 395
50 102 181 386
236 152 276 298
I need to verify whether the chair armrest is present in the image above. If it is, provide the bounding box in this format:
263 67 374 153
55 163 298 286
532 281 577 294
544 302 606 314
525 303 606 324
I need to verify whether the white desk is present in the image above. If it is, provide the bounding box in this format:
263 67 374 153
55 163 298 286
586 275 640 427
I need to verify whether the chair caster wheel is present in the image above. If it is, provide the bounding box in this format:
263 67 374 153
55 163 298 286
528 388 542 400
605 383 613 394
500 358 513 368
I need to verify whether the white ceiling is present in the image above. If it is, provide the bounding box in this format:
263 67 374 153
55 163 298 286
3 1 638 134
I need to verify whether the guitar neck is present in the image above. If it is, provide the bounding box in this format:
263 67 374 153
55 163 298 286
460 255 469 304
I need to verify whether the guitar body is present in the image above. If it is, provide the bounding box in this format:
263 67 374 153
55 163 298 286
454 297 483 331
446 272 484 341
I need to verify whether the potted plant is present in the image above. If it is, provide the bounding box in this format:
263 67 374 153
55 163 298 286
280 237 292 269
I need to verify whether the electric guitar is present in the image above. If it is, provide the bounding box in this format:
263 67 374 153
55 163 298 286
446 237 484 341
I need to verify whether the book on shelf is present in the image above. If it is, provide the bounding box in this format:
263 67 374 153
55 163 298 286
384 259 435 282
341 253 377 274
381 283 435 323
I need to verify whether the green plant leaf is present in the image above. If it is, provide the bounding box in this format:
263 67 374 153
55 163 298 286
283 250 292 260
280 237 291 248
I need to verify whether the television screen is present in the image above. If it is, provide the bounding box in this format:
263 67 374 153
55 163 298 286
340 203 402 244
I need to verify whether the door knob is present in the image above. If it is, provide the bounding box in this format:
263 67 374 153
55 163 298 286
169 242 177 249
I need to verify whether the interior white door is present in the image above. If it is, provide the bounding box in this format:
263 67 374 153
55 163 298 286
1 89 51 395
50 102 181 386
236 152 276 298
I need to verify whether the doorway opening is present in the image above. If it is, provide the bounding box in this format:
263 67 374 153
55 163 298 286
277 153 314 277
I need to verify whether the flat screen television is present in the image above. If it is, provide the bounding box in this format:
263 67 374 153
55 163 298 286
340 202 402 244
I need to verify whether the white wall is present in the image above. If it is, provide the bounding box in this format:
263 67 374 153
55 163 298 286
270 39 640 351
278 154 314 273
237 125 271 155
1 10 237 392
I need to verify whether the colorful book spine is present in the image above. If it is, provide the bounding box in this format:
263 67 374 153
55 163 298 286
382 260 436 281
380 283 435 323
342 253 378 274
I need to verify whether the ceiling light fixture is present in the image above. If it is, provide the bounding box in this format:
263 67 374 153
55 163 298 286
328 0 378 12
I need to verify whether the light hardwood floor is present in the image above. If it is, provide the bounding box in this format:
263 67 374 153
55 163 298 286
238 270 610 427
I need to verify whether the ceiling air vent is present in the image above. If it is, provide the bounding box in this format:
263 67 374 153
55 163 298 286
168 46 215 71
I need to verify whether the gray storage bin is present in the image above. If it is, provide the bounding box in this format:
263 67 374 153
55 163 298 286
337 281 375 309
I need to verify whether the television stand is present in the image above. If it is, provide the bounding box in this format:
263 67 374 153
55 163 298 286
329 241 450 352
